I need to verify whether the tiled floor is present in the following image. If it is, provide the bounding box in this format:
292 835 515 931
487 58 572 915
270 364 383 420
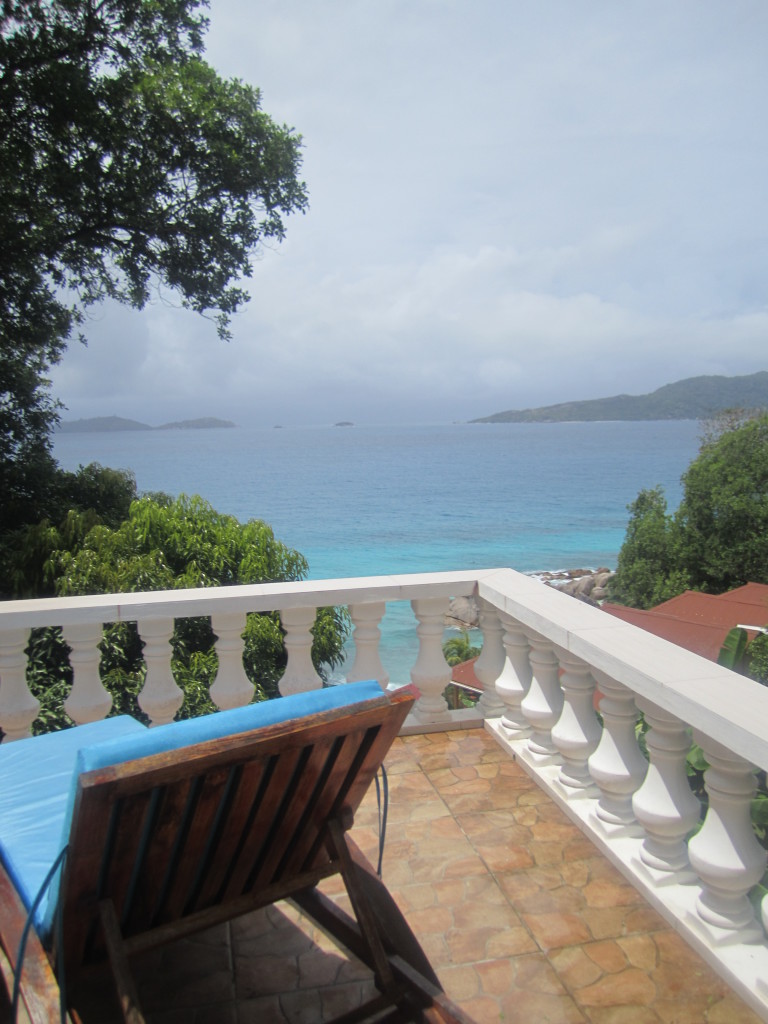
41 730 766 1022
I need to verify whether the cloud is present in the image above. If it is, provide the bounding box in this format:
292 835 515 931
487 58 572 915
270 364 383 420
50 0 768 426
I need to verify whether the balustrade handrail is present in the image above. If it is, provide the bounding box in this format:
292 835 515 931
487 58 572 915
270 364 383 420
0 568 490 628
478 568 768 773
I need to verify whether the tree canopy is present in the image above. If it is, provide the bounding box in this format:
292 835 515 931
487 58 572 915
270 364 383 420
0 0 307 531
609 412 768 608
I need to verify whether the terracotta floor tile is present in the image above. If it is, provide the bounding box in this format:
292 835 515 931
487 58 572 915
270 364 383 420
523 910 593 950
575 966 658 1008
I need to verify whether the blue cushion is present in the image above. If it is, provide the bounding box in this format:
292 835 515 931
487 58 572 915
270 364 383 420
75 680 385 777
0 716 147 939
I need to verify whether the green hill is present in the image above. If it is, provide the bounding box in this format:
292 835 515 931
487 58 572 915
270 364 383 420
471 372 768 423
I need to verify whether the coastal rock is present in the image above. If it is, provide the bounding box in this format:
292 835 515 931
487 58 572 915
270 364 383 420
446 596 480 629
542 568 615 606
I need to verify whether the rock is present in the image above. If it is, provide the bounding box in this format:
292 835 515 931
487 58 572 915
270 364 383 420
542 569 615 606
446 596 480 628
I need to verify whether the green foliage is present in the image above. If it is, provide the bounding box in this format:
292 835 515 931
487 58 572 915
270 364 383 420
610 413 768 606
0 0 307 535
1 463 138 598
17 494 349 731
717 627 750 672
442 630 481 667
608 487 688 608
746 633 768 686
674 415 768 593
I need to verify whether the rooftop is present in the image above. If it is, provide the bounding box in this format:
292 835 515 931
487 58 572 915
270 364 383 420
59 728 760 1024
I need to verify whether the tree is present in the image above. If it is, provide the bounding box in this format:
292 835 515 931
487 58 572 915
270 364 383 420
0 0 307 532
20 492 348 731
674 415 768 592
609 413 768 606
608 487 687 609
442 631 481 667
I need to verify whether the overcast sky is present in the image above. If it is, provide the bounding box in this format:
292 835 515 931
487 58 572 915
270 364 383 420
51 0 768 427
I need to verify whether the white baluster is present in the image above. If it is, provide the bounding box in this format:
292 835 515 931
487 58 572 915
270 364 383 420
494 612 532 737
687 734 767 936
632 700 700 875
210 612 254 709
279 607 323 695
0 628 37 741
474 600 505 718
550 650 600 791
410 598 451 724
587 671 647 826
521 634 562 760
62 622 112 724
137 617 183 725
346 602 389 689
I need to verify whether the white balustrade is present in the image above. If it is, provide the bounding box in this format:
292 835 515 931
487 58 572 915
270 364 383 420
346 602 389 689
494 612 532 736
61 621 112 723
278 606 324 695
631 700 700 875
688 734 767 936
587 671 647 826
0 627 37 740
210 612 254 709
474 600 505 718
521 634 562 759
138 617 184 725
550 650 600 791
410 597 451 723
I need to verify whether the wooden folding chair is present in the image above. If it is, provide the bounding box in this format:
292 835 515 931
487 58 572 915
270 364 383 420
0 681 474 1023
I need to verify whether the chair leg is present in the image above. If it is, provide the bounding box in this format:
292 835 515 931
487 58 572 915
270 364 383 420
98 901 146 1024
326 819 401 1001
298 825 476 1023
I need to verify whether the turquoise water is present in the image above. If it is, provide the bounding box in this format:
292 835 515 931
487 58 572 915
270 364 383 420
53 420 701 682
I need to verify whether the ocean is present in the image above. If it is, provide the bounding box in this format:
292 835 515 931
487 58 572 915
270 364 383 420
53 420 702 682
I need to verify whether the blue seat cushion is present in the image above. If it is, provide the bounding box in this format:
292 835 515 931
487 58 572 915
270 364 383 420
0 681 384 942
0 716 147 939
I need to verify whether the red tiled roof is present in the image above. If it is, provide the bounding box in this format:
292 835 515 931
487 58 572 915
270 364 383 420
603 584 768 661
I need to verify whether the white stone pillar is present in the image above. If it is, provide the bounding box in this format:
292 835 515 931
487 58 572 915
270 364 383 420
0 627 38 741
521 634 562 760
631 700 700 874
278 607 323 696
346 602 389 689
410 597 451 724
588 671 647 826
687 734 767 934
210 612 254 709
550 650 600 791
494 612 532 737
137 618 185 724
62 621 112 724
474 600 505 718
137 617 184 725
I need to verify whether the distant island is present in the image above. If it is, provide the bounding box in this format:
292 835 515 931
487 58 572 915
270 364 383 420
472 371 768 423
334 421 354 427
57 416 236 433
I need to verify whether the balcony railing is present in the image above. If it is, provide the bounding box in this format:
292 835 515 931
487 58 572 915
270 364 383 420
1 567 767 1020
